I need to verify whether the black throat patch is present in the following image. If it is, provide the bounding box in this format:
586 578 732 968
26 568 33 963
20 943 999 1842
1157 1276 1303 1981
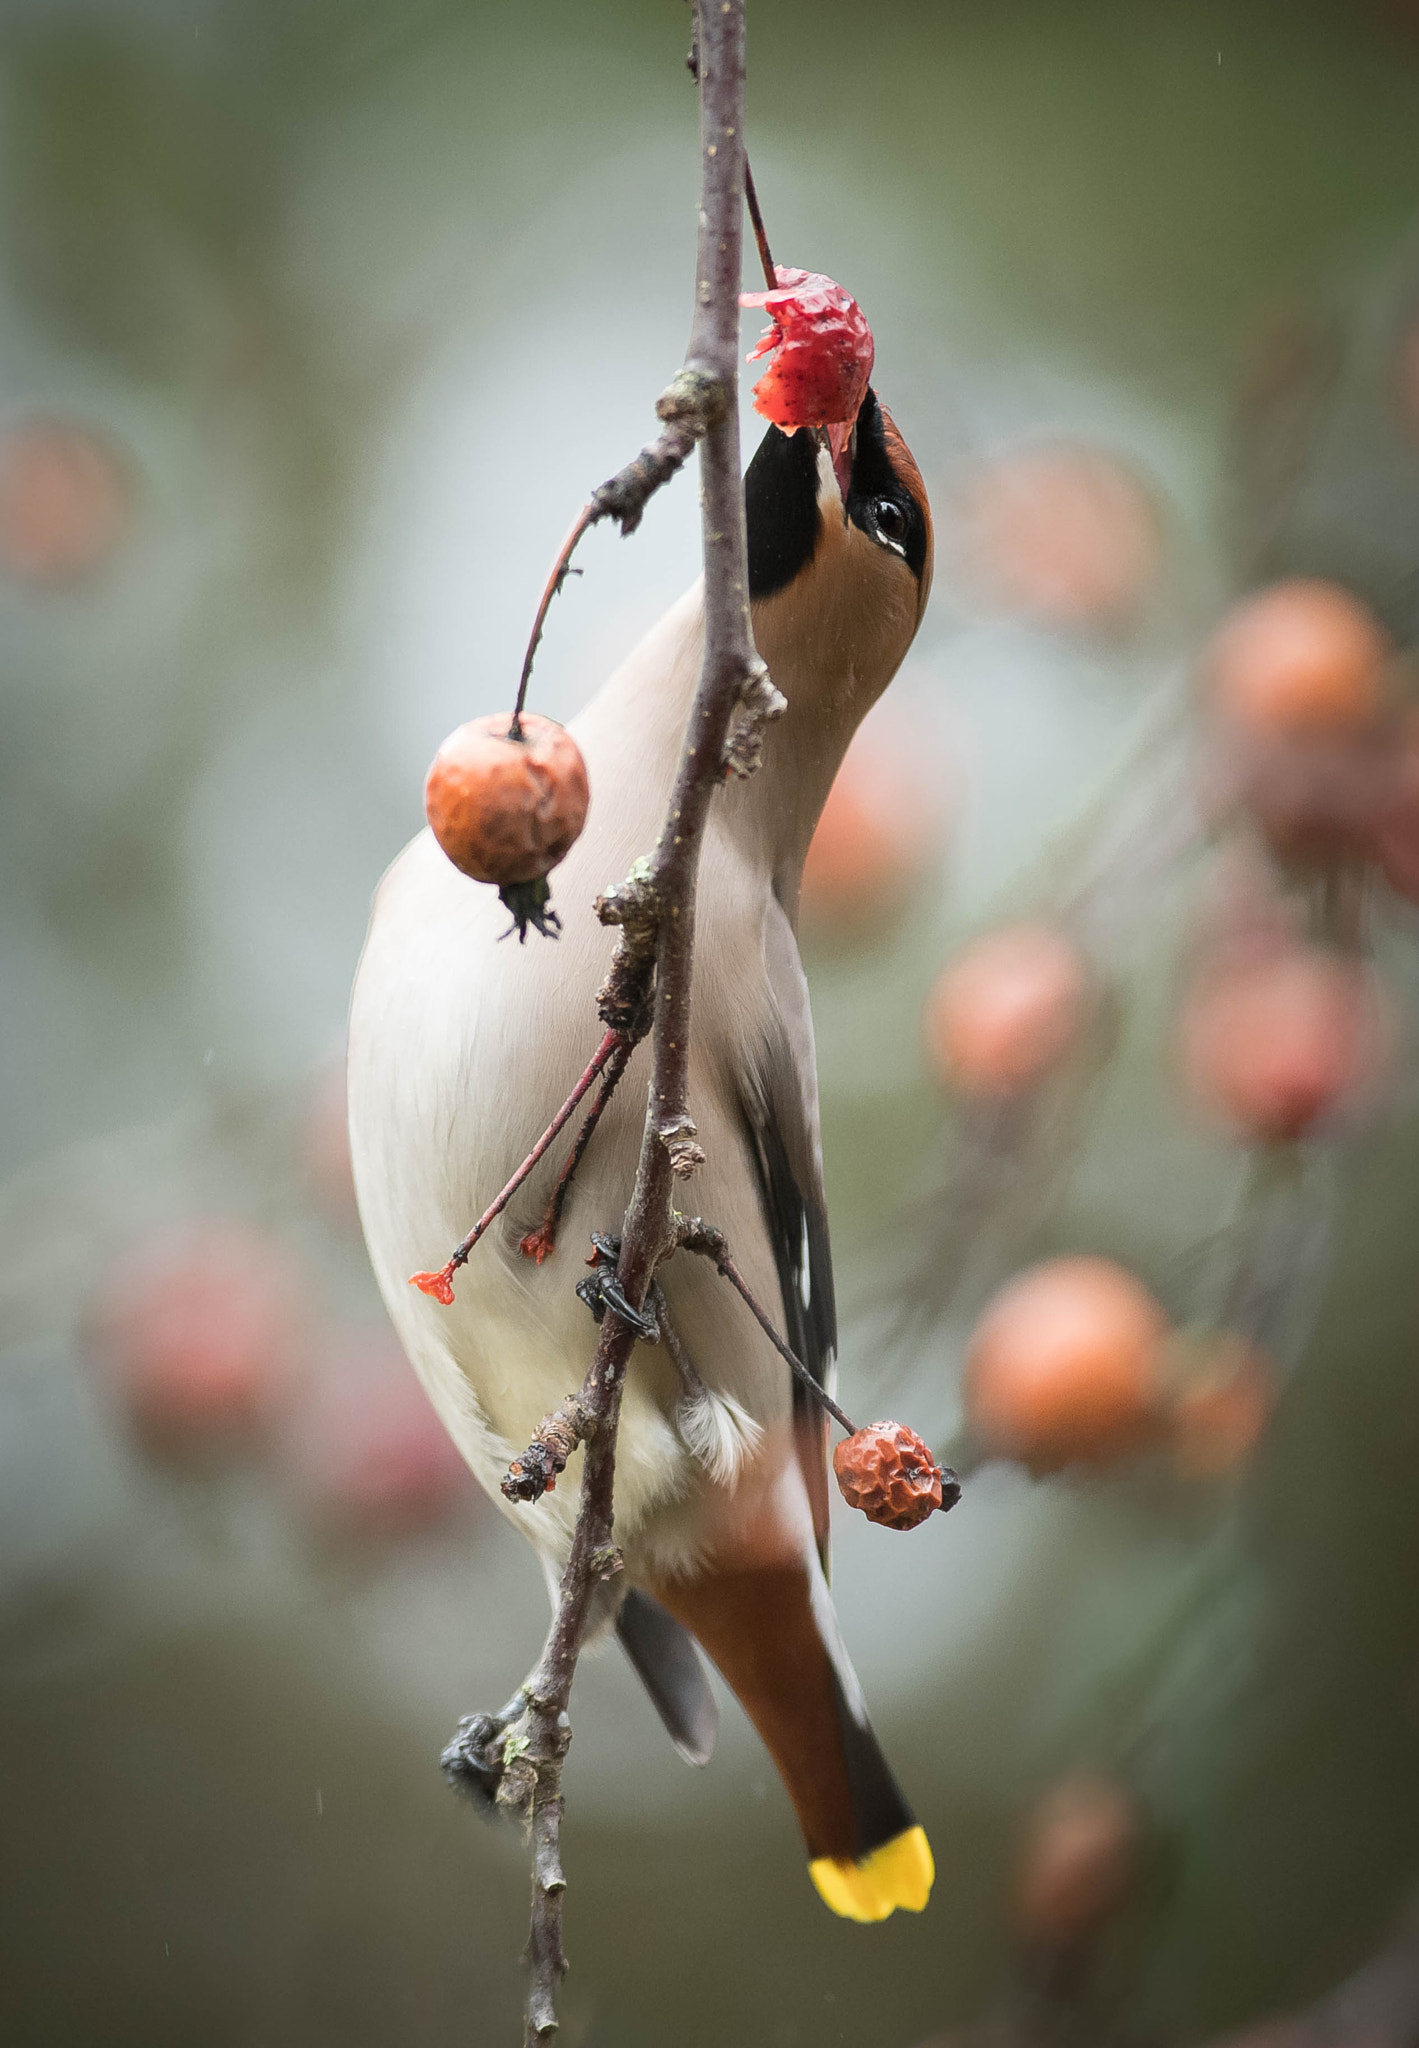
745 423 821 601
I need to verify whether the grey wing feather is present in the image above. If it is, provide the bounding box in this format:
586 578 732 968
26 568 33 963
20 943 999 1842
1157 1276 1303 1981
739 898 838 1567
616 1588 719 1767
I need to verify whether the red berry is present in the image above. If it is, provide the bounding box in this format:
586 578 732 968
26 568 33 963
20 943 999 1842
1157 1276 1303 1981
1178 946 1388 1144
832 1421 954 1530
87 1222 304 1453
740 267 874 432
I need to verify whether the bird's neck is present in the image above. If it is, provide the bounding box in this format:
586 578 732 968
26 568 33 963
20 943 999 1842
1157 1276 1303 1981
726 520 918 922
575 553 913 926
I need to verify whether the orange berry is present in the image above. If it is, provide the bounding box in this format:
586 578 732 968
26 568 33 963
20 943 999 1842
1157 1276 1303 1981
425 712 589 938
923 924 1090 1098
799 711 947 939
832 1421 958 1530
1015 1773 1140 1948
957 443 1163 629
965 1256 1167 1473
426 712 587 885
1179 947 1386 1143
1206 580 1389 737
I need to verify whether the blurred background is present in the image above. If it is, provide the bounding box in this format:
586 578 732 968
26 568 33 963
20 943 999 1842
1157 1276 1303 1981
5 1 1419 2042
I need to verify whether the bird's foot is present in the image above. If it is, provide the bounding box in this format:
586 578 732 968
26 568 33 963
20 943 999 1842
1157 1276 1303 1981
574 1232 660 1339
441 1693 530 1812
442 1688 570 1826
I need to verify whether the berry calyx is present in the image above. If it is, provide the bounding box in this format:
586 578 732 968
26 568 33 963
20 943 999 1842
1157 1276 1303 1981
740 266 874 433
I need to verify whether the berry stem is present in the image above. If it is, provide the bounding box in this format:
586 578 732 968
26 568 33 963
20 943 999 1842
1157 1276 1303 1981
678 1219 859 1435
519 1036 636 1263
510 505 596 736
410 1027 626 1301
743 156 778 292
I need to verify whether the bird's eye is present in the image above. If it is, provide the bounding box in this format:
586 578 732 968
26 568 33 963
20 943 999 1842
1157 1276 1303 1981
871 497 908 545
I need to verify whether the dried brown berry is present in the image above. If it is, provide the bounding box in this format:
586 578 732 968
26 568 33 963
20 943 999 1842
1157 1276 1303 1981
424 711 590 939
832 1420 958 1530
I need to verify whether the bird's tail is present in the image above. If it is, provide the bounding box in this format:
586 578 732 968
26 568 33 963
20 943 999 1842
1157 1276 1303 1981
649 1556 932 1923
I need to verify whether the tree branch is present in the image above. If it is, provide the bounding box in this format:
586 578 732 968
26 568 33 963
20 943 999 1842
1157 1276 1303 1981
491 9 756 2041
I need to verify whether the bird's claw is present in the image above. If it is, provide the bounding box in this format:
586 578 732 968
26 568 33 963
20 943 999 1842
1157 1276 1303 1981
441 1709 512 1810
575 1233 660 1339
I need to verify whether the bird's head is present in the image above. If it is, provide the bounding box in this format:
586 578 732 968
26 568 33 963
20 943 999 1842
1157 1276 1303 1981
736 389 933 898
745 385 933 647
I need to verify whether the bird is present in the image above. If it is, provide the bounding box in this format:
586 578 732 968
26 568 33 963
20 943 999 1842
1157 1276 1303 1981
347 384 935 1922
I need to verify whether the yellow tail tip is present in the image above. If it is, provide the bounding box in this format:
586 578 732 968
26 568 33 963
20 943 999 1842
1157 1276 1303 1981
809 1825 935 1922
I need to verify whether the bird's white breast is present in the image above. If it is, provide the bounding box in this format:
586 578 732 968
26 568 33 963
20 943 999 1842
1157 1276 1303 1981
347 586 808 1579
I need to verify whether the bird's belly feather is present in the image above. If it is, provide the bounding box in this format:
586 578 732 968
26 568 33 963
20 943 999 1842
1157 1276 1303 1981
348 822 803 1579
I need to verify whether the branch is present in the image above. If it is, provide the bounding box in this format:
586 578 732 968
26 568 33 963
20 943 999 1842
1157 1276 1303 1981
500 10 756 2041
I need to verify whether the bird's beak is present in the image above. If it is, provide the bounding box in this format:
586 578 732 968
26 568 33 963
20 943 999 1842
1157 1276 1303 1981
825 419 855 503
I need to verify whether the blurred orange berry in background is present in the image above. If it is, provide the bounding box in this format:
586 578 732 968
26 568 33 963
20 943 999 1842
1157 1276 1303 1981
278 1330 474 1537
1179 945 1390 1144
965 1255 1168 1473
1206 579 1389 737
87 1222 305 1453
923 922 1092 1098
1014 1771 1141 1949
798 703 950 940
0 416 131 586
955 441 1163 631
1167 1335 1277 1479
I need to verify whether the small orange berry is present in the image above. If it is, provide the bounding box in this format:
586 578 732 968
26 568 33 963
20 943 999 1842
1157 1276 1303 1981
965 1256 1167 1473
832 1421 958 1530
923 924 1090 1098
1206 580 1389 737
1179 947 1387 1144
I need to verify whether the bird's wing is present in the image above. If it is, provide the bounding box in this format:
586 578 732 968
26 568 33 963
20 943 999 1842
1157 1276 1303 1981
738 896 838 1570
615 1588 719 1766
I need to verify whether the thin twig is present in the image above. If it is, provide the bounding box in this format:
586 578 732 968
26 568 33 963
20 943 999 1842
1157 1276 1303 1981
409 1028 626 1302
518 1038 635 1264
678 1220 859 1436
